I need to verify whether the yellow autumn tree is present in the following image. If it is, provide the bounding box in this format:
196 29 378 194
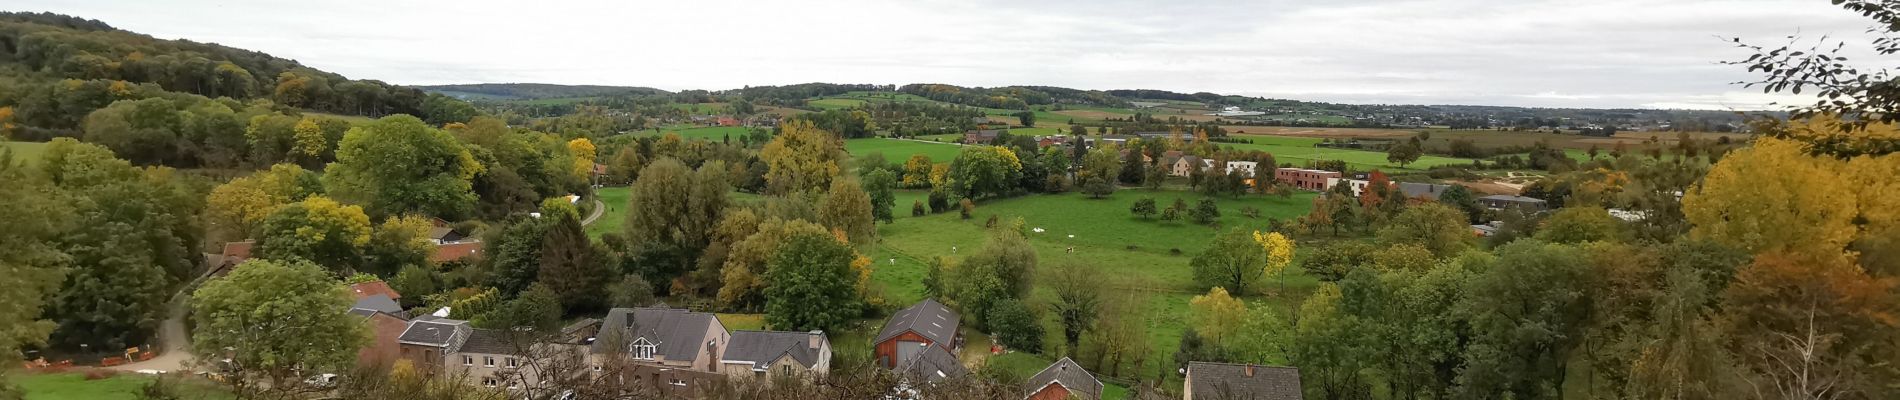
1684 135 1860 265
0 106 14 139
1189 287 1247 345
291 117 327 162
205 164 321 241
1254 231 1297 295
567 137 597 182
759 120 844 195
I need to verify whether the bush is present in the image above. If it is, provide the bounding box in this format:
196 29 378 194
1131 197 1158 219
1239 206 1260 219
1191 198 1221 225
911 200 926 217
988 300 1043 353
959 199 975 219
928 190 951 213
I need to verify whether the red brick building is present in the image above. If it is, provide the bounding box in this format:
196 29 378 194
1274 168 1342 191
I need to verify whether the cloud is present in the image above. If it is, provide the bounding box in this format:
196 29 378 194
11 0 1888 108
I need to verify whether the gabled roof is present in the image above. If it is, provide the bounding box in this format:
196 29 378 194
1186 362 1303 400
456 328 514 355
432 241 484 263
349 294 403 316
221 241 254 262
874 299 959 349
1479 194 1547 203
1396 182 1451 200
898 346 967 383
723 330 827 370
399 319 471 349
1024 357 1103 400
591 307 722 362
349 281 401 301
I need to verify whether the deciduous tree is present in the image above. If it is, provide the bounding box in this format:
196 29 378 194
191 259 367 398
1192 229 1268 294
255 196 372 274
763 231 860 332
323 115 483 219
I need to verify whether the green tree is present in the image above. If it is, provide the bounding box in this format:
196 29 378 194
1376 203 1473 258
819 177 877 244
387 264 439 309
1047 263 1102 357
625 158 729 282
1079 172 1114 199
1536 206 1626 244
474 282 561 331
863 169 897 223
1191 198 1221 225
1130 197 1158 219
947 226 1038 330
1192 229 1268 294
1435 184 1483 224
538 213 608 313
0 156 72 396
760 119 844 195
607 274 655 308
205 163 322 242
191 259 367 397
484 217 552 295
323 115 483 219
1453 240 1594 398
763 231 860 332
1301 241 1376 282
254 196 372 274
1386 139 1423 168
948 145 1025 199
364 214 435 276
988 300 1044 353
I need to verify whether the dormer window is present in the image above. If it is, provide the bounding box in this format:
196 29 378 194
630 338 657 360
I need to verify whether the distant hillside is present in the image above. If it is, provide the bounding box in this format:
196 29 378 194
415 83 670 100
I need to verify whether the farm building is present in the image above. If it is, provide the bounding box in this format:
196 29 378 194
964 130 1003 144
1172 155 1204 177
1324 178 1455 200
1022 357 1103 400
1184 362 1304 400
1479 195 1548 211
874 299 961 370
1274 168 1341 191
720 330 832 380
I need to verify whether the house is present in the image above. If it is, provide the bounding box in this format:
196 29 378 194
874 299 961 370
397 318 473 374
964 130 1003 144
589 307 731 373
1471 224 1499 237
716 117 740 127
1479 195 1548 211
350 281 402 302
1324 179 1453 201
1275 168 1341 191
1172 156 1204 177
1023 357 1103 400
209 240 255 275
350 293 404 316
445 328 586 392
349 308 410 369
1184 362 1304 400
719 330 831 380
1226 161 1260 178
432 241 484 264
896 344 968 384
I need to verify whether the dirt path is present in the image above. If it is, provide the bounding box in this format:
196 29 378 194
581 199 605 226
109 261 218 372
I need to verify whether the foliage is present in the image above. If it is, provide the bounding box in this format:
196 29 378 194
474 283 562 331
0 152 71 388
1375 203 1472 258
760 119 844 195
1191 229 1268 294
818 177 877 244
948 145 1025 199
1535 206 1625 244
624 158 728 286
1190 198 1221 225
1684 135 1872 266
606 274 655 308
364 214 435 276
1046 263 1103 357
1302 241 1375 282
1727 4 1900 156
1435 184 1483 224
862 169 897 223
1189 287 1246 345
323 115 483 219
763 231 861 332
946 226 1038 330
718 216 830 311
537 213 608 313
988 300 1044 353
205 163 321 241
388 264 439 308
190 259 366 396
1452 240 1593 398
1130 197 1157 219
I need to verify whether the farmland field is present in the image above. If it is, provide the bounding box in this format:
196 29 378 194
844 138 965 163
647 126 755 141
865 188 1323 385
10 371 233 400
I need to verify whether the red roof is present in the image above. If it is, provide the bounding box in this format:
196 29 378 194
432 241 484 263
716 117 740 126
349 281 402 301
221 241 254 262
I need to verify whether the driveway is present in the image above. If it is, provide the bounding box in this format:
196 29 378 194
108 260 216 372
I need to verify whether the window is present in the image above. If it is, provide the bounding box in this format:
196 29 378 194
482 378 497 387
505 358 518 368
461 356 473 366
669 378 686 387
506 380 518 389
483 357 495 367
781 365 791 375
630 339 656 360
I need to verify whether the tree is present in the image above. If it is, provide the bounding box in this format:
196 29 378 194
191 259 367 398
1719 252 1899 398
863 169 897 223
387 264 438 308
567 137 597 183
719 217 830 310
819 177 878 244
1683 135 1861 266
1453 240 1594 399
1293 284 1375 399
1302 242 1375 282
946 226 1038 330
1014 111 1036 127
763 231 860 332
1047 263 1102 357
901 154 933 188
1191 198 1221 225
205 163 322 242
760 119 844 195
988 300 1044 353
254 196 372 274
625 158 729 282
1189 287 1247 345
323 115 482 219
1130 197 1158 219
484 217 551 295
1536 206 1626 244
960 198 975 219
1376 203 1473 258
948 145 1024 199
538 213 608 313
1254 231 1296 296
1079 172 1114 199
1727 1 1900 157
1387 139 1423 167
0 157 71 397
364 214 434 276
1192 229 1268 294
1436 184 1483 224
607 274 655 308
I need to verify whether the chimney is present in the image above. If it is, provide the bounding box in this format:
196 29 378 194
1245 364 1255 377
809 330 823 350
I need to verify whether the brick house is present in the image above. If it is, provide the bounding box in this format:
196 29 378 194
1274 168 1342 191
718 330 831 381
1023 357 1103 400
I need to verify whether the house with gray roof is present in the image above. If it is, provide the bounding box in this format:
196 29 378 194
719 330 831 380
397 318 472 374
443 328 586 392
874 299 961 370
1023 357 1103 400
896 344 968 384
1184 362 1303 400
349 294 404 317
1479 194 1548 211
589 307 731 373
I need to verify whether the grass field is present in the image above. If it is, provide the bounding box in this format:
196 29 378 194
865 188 1322 385
10 371 233 400
717 313 767 331
586 186 631 238
844 138 966 164
645 126 755 141
3 140 49 165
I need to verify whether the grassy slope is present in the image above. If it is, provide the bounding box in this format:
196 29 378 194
3 140 49 165
586 186 631 239
844 138 965 164
11 372 233 400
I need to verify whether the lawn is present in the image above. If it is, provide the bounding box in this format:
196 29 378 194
3 140 48 165
10 371 233 400
717 313 766 331
866 188 1323 386
586 186 631 239
646 126 755 141
844 138 965 164
808 98 866 110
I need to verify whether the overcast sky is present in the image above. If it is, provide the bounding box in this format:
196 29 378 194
13 0 1887 109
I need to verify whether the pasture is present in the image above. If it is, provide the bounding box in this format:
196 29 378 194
586 186 631 238
843 138 965 164
9 371 233 400
865 189 1323 385
654 126 755 141
3 140 48 165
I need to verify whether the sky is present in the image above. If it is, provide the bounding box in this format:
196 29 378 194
12 0 1889 109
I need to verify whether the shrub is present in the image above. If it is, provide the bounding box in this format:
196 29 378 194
1240 206 1260 219
959 199 975 219
911 200 926 217
988 300 1044 353
1191 198 1221 225
1131 197 1158 219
